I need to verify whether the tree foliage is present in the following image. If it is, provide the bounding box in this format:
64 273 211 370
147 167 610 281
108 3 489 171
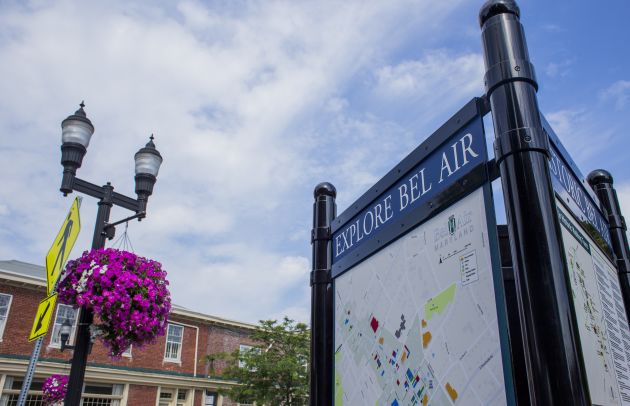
207 317 309 406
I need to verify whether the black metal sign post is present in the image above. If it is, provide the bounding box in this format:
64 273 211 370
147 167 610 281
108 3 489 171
310 183 336 406
479 1 589 404
588 169 630 323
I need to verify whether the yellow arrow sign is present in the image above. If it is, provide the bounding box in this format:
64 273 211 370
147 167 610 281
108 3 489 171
45 197 81 294
29 293 57 341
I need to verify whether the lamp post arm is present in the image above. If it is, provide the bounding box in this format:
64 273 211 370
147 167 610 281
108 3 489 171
72 178 106 200
73 178 141 212
111 191 141 212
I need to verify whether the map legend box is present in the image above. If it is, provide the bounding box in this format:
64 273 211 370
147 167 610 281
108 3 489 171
460 250 478 286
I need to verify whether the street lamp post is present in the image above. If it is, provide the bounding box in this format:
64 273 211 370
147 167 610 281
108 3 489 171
59 319 74 352
59 102 163 405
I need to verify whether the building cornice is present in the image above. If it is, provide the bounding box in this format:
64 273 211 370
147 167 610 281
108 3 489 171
0 273 46 290
0 267 257 331
171 307 257 331
0 357 239 389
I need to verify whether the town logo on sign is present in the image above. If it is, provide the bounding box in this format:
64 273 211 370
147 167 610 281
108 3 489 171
434 209 474 251
448 215 456 236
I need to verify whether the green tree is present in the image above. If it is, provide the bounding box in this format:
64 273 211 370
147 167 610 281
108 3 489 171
207 317 310 406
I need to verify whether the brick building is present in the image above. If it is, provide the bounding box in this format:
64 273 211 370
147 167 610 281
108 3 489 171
0 260 258 406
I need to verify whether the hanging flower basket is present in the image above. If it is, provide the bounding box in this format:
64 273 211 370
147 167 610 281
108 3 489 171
58 248 171 356
42 374 68 405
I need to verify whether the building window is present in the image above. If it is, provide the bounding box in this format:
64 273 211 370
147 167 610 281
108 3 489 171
176 389 187 405
158 388 187 406
121 345 132 358
0 377 123 405
0 376 44 405
81 383 124 406
164 323 184 361
238 344 257 368
0 293 13 340
50 304 79 347
204 390 218 406
159 389 174 406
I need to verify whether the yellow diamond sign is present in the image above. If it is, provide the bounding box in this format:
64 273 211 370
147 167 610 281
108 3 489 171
45 197 81 294
29 293 57 341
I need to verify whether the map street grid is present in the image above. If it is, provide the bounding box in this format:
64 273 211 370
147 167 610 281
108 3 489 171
557 201 630 406
334 188 508 406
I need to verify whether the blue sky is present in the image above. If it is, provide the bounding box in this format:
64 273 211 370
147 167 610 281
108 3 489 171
0 0 628 324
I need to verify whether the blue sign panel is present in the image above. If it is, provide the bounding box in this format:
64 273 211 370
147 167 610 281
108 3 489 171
541 116 612 249
332 116 487 264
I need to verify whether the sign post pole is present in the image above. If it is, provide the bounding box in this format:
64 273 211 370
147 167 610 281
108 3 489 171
479 0 589 404
310 183 336 406
15 339 44 406
588 169 630 322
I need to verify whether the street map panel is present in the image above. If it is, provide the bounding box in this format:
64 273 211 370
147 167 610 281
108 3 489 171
334 188 507 406
557 201 630 406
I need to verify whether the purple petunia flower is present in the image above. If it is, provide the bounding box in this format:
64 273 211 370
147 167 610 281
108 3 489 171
58 248 171 357
42 374 69 405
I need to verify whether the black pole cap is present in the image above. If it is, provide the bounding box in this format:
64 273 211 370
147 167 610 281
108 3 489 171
479 0 520 27
314 182 336 199
587 169 614 186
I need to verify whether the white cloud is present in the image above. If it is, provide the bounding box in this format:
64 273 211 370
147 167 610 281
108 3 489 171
545 59 573 78
545 109 615 165
541 23 564 33
374 50 483 100
161 245 311 323
600 80 630 110
0 0 479 323
2 0 626 328
546 109 585 137
328 51 483 203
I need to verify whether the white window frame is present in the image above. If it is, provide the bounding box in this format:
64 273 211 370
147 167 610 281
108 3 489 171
49 303 79 348
121 344 132 358
159 388 175 405
204 390 218 406
0 293 13 341
164 323 184 362
82 382 124 405
159 387 186 406
176 388 188 405
238 344 256 368
0 377 124 405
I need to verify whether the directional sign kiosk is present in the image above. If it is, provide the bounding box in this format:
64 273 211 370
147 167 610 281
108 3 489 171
327 99 515 405
545 121 630 405
309 1 630 405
